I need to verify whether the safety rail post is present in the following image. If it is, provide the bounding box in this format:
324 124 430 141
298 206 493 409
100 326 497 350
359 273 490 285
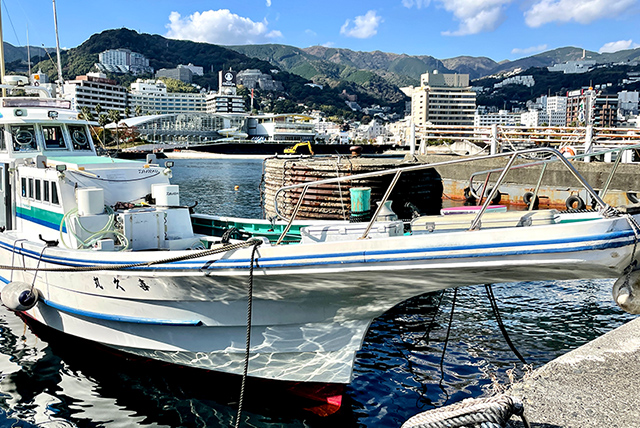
584 125 593 163
490 124 498 155
359 171 403 240
528 163 547 212
470 151 518 231
275 185 309 246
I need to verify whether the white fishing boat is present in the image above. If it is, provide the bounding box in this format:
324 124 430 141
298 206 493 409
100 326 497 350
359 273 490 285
1 79 640 390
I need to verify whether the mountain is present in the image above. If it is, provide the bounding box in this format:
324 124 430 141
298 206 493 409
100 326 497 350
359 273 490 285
31 29 404 117
3 42 51 63
440 56 498 79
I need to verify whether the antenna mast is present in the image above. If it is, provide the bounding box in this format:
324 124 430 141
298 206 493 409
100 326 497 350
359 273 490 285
52 0 64 95
0 0 6 90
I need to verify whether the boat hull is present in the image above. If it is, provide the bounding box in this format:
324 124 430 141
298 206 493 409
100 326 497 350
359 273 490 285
1 213 638 384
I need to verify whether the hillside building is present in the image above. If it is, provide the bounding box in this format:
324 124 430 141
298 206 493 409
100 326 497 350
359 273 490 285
237 69 283 92
128 79 206 115
97 49 153 75
62 72 127 116
156 67 193 83
410 71 476 127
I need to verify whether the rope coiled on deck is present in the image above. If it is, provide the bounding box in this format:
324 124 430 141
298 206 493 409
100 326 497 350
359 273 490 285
401 394 530 428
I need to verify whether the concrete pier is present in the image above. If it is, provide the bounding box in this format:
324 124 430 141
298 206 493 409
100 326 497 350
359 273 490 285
508 317 640 427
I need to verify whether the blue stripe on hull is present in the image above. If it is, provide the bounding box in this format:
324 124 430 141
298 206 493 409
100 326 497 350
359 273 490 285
0 229 634 271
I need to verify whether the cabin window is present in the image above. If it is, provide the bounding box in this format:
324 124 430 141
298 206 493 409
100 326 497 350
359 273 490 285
69 125 91 151
43 180 50 202
0 126 6 151
21 177 26 197
28 178 34 198
51 182 59 205
11 125 38 152
35 179 42 201
42 125 68 150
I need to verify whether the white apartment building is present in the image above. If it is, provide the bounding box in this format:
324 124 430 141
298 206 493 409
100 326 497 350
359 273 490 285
352 119 389 142
474 110 521 127
97 49 153 75
546 96 567 126
62 72 127 116
494 75 535 89
520 110 549 127
410 71 476 127
129 80 206 115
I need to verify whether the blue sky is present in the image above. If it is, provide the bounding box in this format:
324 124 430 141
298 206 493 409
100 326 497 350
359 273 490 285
2 0 639 62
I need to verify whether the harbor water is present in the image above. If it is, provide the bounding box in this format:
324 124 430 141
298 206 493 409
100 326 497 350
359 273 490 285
0 158 635 427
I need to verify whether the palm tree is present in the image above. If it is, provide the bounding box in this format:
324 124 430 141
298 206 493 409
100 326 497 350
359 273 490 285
94 103 102 118
97 113 109 146
134 105 142 117
108 110 122 150
124 107 131 118
79 106 93 122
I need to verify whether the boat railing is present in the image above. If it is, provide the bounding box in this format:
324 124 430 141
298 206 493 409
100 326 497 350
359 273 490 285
0 83 53 99
272 147 613 244
467 143 640 209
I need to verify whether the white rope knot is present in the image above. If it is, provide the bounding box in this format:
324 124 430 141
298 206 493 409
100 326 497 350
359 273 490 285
401 394 529 428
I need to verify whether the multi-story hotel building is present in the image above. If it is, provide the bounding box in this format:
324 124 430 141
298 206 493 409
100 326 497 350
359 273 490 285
206 71 246 114
62 72 128 116
128 80 206 115
410 71 476 127
566 88 618 127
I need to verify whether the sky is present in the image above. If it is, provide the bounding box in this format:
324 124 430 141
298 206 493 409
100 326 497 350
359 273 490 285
2 0 639 62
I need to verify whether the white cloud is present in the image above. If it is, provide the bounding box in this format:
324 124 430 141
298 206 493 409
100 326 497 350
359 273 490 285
402 0 431 8
525 0 636 27
340 10 383 39
511 44 548 55
165 10 283 45
266 0 272 6
599 39 640 53
305 29 317 37
438 0 512 36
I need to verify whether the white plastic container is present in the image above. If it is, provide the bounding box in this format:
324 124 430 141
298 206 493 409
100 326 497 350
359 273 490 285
154 184 180 206
77 188 104 216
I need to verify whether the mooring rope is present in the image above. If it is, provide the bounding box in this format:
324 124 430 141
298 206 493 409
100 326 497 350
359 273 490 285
0 239 261 272
401 394 530 428
484 284 527 365
234 240 261 428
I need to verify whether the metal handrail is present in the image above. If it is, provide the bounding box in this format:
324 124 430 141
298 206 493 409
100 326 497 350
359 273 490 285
467 143 640 201
273 147 615 245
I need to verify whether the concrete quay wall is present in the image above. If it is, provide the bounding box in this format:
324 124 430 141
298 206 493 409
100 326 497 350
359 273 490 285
415 154 640 208
508 317 640 428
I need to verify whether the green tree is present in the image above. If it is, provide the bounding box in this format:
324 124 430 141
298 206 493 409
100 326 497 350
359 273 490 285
134 105 142 117
124 107 131 118
94 103 102 117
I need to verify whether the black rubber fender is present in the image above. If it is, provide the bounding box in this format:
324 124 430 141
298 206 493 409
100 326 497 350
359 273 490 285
485 187 501 205
566 195 586 210
523 192 539 209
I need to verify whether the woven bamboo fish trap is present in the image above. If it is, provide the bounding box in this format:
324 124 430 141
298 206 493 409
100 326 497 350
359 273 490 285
262 156 443 220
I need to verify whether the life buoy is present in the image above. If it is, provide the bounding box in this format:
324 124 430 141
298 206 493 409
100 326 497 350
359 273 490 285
560 147 576 157
566 195 586 210
523 191 539 209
